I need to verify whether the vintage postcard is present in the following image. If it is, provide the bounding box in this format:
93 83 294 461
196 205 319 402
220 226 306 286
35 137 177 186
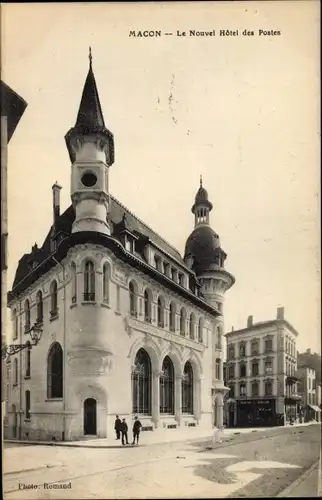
1 1 321 498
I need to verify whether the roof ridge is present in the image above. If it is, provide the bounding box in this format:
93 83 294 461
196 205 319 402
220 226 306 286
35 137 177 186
110 194 182 259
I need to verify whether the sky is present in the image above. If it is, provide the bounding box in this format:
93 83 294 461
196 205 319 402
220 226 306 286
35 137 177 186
2 2 320 354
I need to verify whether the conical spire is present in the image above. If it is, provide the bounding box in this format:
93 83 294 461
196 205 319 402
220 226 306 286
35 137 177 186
65 48 115 165
75 47 105 130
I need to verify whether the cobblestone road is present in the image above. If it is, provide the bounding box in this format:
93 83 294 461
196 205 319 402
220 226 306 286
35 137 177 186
4 424 321 499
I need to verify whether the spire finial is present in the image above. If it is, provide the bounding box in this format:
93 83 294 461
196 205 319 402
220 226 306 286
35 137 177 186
200 174 203 187
89 46 92 68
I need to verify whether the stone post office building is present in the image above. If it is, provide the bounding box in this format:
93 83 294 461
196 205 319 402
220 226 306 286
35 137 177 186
5 54 235 441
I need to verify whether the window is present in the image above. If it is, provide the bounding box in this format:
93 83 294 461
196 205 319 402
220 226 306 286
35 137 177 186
240 382 246 396
240 363 246 378
265 359 273 375
229 384 235 398
36 291 43 324
198 318 204 343
71 262 77 303
265 338 273 353
13 309 18 340
25 348 31 378
25 390 31 420
157 296 165 327
252 381 259 397
180 308 186 336
265 380 273 396
215 326 222 349
239 342 246 357
13 358 18 386
189 313 195 340
84 260 95 301
47 342 63 398
179 273 185 287
228 344 235 360
24 299 30 331
116 285 120 313
171 268 177 281
252 361 259 377
228 365 235 380
160 356 174 414
50 280 58 317
132 348 151 415
251 340 259 355
129 280 138 317
144 289 152 323
169 302 176 332
215 358 221 380
103 263 110 304
182 361 193 414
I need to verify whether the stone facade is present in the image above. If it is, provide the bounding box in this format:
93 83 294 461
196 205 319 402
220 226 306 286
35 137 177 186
4 53 234 441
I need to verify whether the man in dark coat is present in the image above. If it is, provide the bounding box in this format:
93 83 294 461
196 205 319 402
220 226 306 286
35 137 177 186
114 415 122 440
132 416 142 445
120 418 128 445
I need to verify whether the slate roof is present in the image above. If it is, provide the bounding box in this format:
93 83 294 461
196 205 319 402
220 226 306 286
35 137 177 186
1 81 27 142
11 195 185 291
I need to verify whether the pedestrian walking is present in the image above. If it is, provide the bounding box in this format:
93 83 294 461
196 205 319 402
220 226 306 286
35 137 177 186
120 418 128 445
114 415 122 440
132 416 142 445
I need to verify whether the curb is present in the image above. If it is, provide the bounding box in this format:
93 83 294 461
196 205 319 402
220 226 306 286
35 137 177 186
276 459 320 497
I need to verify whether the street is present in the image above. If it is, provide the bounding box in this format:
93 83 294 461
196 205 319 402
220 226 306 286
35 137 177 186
3 424 321 499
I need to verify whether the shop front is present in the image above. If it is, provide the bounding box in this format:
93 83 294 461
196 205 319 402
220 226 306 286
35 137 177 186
236 398 276 427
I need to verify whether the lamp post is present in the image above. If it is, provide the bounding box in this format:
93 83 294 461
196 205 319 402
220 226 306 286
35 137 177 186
1 323 43 359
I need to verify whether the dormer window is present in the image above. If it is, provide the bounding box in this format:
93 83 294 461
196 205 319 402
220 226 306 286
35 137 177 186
125 238 135 253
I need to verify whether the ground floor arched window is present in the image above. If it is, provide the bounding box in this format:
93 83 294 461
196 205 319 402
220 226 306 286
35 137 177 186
182 361 193 414
132 348 152 415
160 356 174 414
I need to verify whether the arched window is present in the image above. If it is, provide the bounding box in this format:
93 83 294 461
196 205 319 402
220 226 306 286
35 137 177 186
215 358 221 380
182 361 193 414
25 390 31 420
50 280 58 317
71 262 77 303
228 344 235 360
84 260 95 301
180 308 186 336
36 291 43 324
144 289 152 323
25 299 30 331
13 309 18 340
129 281 138 317
13 358 18 386
198 318 204 343
103 263 110 304
25 347 31 378
252 381 259 397
132 348 151 415
189 313 195 340
160 356 174 414
157 296 165 328
169 302 176 332
47 342 63 398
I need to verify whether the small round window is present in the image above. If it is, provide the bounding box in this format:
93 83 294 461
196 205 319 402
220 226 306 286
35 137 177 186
81 172 97 187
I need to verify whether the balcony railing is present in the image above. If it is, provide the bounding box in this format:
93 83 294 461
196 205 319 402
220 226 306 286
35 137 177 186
130 310 138 318
83 293 95 302
145 315 152 324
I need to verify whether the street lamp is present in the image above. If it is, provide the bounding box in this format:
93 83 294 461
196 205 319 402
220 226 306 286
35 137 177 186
1 323 43 359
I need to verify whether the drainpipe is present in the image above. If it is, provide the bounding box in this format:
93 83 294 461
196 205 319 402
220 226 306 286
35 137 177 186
52 256 67 441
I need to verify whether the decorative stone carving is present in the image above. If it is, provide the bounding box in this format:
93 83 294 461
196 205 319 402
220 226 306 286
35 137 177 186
51 332 57 342
123 314 132 336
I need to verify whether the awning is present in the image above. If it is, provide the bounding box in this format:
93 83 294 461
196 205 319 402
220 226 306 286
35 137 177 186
308 404 321 412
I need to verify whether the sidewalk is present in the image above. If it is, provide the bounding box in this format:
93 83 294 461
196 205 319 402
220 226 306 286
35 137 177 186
278 459 321 497
4 421 317 449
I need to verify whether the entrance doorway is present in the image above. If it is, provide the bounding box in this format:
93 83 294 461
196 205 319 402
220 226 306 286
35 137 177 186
84 398 97 435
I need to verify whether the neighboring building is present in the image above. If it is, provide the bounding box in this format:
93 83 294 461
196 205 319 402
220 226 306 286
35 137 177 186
4 53 235 441
1 81 27 437
225 307 301 427
297 366 321 422
298 348 321 385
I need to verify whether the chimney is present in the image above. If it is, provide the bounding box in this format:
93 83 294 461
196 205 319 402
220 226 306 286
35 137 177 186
247 315 253 328
277 306 284 320
52 182 62 224
232 326 234 332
